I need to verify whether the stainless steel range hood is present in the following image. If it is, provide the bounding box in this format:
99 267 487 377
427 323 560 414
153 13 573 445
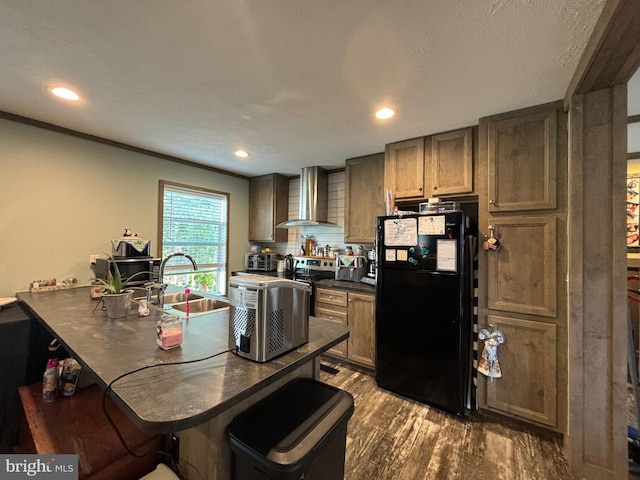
276 166 338 228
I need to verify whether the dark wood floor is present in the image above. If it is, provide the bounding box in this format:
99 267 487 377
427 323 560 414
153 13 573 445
319 359 570 480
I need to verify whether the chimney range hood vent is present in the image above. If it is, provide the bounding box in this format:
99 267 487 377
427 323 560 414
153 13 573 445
276 166 338 228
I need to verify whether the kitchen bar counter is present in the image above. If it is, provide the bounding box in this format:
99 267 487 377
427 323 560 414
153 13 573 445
16 286 349 435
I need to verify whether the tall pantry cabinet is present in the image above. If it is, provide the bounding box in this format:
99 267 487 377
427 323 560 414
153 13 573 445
477 101 567 432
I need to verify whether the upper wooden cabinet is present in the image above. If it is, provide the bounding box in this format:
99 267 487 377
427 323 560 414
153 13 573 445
345 153 384 243
248 174 289 243
487 106 557 212
384 137 425 200
428 127 473 196
385 128 475 202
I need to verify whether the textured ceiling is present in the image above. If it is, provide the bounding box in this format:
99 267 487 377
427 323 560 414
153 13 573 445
0 0 606 177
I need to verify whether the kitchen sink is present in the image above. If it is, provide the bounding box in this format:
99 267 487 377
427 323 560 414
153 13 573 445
162 292 204 304
171 298 229 314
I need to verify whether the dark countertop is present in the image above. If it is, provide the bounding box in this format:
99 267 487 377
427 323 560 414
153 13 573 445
314 278 376 294
16 287 349 434
234 270 376 294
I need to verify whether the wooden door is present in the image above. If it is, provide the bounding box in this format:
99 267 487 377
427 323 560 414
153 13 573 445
478 101 567 432
484 315 557 427
248 174 288 243
384 137 425 200
428 127 473 196
347 292 375 368
345 153 384 243
487 216 557 317
488 107 557 212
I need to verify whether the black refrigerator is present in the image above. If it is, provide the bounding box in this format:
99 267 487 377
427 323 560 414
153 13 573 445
375 210 474 415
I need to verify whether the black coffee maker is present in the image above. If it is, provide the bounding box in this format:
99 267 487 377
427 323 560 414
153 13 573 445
284 254 295 275
367 250 376 277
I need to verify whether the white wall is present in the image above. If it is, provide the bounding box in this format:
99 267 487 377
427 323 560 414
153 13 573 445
0 118 249 297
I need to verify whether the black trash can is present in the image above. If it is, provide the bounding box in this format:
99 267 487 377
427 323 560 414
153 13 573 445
227 377 354 480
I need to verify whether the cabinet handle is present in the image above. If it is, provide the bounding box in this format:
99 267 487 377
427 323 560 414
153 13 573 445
432 185 437 190
329 296 333 299
418 185 423 192
489 199 495 204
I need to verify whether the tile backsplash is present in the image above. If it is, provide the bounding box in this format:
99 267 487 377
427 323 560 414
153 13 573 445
257 171 374 257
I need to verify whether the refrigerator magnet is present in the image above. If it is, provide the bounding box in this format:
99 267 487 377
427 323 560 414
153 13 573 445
396 249 408 261
436 239 457 272
385 249 397 261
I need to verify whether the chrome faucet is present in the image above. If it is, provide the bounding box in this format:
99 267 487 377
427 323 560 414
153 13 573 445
157 253 198 308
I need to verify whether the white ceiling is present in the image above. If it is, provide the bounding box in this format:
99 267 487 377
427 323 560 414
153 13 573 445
0 0 607 177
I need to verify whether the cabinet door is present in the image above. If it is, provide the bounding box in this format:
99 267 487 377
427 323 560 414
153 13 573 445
428 127 473 196
315 305 347 358
488 107 557 212
345 153 385 243
249 174 289 243
478 101 567 433
487 216 557 317
347 292 375 368
484 315 557 427
384 137 425 200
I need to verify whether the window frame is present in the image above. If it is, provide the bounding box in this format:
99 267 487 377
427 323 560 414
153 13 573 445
158 180 230 295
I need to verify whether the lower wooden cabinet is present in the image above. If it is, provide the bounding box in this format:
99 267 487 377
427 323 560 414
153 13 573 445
315 287 375 368
482 315 558 428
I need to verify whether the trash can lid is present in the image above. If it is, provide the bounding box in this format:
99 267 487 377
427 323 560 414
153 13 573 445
228 377 354 466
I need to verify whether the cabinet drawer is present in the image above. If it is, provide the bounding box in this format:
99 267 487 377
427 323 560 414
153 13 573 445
314 305 347 324
315 288 348 307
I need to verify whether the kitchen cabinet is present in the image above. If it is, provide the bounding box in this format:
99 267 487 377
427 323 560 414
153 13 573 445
344 153 384 243
428 127 473 196
248 174 289 243
384 137 425 200
484 315 557 427
487 106 557 212
384 128 475 203
477 100 567 432
315 287 375 368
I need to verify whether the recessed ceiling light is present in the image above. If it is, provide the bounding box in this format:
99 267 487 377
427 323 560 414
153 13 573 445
50 87 80 101
234 150 250 158
375 107 396 120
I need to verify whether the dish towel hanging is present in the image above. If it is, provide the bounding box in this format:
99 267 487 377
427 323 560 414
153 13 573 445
478 325 505 379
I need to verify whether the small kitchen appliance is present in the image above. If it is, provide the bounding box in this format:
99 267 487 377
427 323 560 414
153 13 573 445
245 252 281 272
335 255 367 282
367 249 377 277
94 257 160 287
228 275 311 362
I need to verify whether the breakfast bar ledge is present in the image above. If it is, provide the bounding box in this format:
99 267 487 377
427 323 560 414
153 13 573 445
16 286 349 480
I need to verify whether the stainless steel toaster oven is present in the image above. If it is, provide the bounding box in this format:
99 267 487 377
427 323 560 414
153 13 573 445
228 275 310 362
244 252 281 272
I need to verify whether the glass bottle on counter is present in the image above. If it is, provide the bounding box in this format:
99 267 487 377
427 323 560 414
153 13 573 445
157 314 183 350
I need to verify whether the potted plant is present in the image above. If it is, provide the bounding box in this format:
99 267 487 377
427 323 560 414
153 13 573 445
93 255 150 319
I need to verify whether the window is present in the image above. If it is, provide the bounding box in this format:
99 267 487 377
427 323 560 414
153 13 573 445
159 181 229 295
